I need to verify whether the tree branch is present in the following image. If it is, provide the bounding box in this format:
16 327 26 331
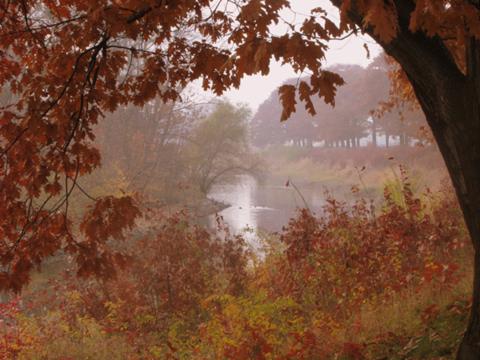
329 0 466 125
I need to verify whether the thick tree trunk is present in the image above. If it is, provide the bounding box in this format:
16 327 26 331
452 88 480 358
454 149 480 360
328 2 480 358
458 251 480 359
401 56 480 360
456 48 480 358
407 65 480 360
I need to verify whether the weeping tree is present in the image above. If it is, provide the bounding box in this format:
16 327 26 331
186 101 259 195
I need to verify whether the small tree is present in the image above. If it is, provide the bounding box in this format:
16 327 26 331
186 102 259 195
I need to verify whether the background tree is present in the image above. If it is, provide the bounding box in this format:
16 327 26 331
251 60 426 149
185 101 260 195
314 64 370 148
93 96 196 204
251 92 287 148
93 99 256 205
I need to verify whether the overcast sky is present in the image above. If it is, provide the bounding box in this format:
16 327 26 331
221 0 383 111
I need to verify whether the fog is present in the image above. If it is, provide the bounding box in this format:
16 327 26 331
222 0 382 110
85 54 445 243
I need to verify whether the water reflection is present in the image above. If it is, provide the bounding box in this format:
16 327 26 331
207 175 329 243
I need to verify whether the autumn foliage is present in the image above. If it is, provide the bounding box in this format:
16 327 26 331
1 0 344 290
278 173 462 313
0 170 469 359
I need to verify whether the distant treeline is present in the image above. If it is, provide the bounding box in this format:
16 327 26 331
251 56 427 149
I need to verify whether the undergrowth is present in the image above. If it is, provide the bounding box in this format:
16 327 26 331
0 167 471 359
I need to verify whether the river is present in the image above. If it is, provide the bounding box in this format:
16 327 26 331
206 175 337 243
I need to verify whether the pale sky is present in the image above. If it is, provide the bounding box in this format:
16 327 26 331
221 0 382 111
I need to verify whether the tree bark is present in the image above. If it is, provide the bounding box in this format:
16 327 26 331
371 118 377 147
385 24 480 360
388 34 480 360
400 133 409 146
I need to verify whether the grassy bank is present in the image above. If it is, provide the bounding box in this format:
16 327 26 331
260 145 447 198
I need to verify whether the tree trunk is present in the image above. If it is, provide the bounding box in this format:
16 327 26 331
328 2 480 358
405 58 480 360
371 119 377 147
398 50 480 360
459 251 480 360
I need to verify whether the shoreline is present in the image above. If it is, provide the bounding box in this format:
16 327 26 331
188 197 230 218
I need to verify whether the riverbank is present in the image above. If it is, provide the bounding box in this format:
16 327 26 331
198 145 449 238
259 144 447 196
187 197 230 217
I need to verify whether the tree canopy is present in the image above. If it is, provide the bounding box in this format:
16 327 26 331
251 58 427 148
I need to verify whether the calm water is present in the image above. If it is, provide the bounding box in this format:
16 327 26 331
206 175 337 241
